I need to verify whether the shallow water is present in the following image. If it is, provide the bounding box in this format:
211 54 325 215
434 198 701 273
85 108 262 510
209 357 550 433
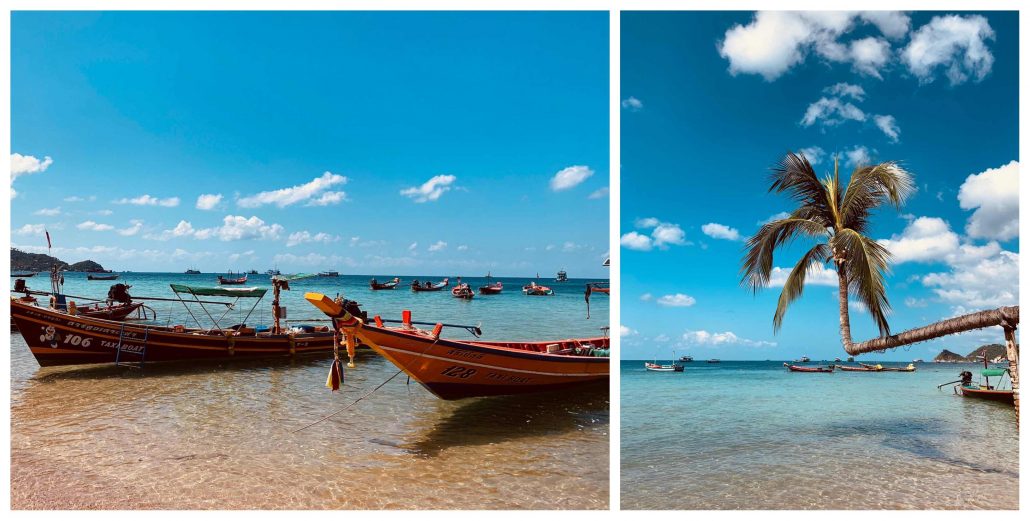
10 273 609 509
621 360 1018 510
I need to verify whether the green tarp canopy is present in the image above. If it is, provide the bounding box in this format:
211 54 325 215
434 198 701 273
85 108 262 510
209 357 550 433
169 284 267 298
982 368 1008 377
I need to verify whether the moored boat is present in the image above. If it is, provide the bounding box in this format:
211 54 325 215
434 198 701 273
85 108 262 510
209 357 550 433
451 283 474 300
370 277 401 290
837 364 882 372
410 278 449 292
304 293 609 400
185 268 201 275
217 272 248 285
11 271 36 277
522 282 554 296
784 363 834 373
679 355 693 362
478 282 503 295
556 269 568 282
706 359 720 363
319 271 340 277
87 273 119 281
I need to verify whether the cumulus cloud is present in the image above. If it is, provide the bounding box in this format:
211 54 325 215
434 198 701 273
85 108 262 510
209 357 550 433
824 82 865 100
34 207 61 216
657 294 697 307
758 211 792 225
428 240 447 252
635 217 661 229
620 325 638 337
652 223 687 247
682 330 776 347
877 216 961 263
408 242 418 252
768 262 838 287
902 14 995 85
118 220 144 236
621 97 643 111
922 249 1018 309
15 224 47 235
400 174 456 203
620 231 652 251
640 293 653 301
800 97 866 127
156 216 283 242
588 186 610 199
115 194 180 207
239 172 348 208
844 146 874 167
957 160 1018 241
195 193 223 210
11 153 54 198
77 220 114 232
873 114 901 142
859 11 911 39
848 37 891 78
701 223 742 241
623 218 688 251
286 231 339 247
549 165 594 191
798 146 825 165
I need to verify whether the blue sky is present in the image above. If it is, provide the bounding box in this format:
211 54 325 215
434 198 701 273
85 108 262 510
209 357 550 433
10 11 610 277
621 11 1018 360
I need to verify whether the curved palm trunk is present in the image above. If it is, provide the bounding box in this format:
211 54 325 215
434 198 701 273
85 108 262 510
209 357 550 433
838 304 1020 420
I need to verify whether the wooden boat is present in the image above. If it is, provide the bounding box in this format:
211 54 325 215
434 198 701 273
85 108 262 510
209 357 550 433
706 359 721 363
370 277 401 290
247 269 259 275
784 363 833 373
645 361 683 372
410 278 449 292
556 269 568 282
837 364 882 372
679 355 693 362
451 283 474 300
319 271 340 277
883 364 917 372
9 284 338 367
305 293 609 400
11 271 36 277
184 268 201 274
945 355 1015 405
522 282 554 296
478 282 503 295
217 272 248 285
87 273 119 281
959 385 1015 404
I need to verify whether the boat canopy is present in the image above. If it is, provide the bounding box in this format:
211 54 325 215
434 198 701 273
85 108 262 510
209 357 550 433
982 368 1008 377
169 284 267 298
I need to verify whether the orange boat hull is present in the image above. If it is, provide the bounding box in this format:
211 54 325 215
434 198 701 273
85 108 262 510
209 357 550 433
356 325 609 400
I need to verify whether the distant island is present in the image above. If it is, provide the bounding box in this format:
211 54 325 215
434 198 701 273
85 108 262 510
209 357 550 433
10 248 108 273
933 344 1010 362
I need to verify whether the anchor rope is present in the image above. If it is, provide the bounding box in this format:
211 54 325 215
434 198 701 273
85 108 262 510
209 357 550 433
291 368 403 434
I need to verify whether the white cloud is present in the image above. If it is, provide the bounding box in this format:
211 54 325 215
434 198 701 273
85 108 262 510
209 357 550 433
428 240 447 252
115 194 180 207
957 160 1018 241
77 220 114 232
824 82 865 100
701 222 742 241
635 217 660 229
408 242 418 252
758 211 792 225
118 220 143 236
873 114 901 142
640 293 653 301
34 207 61 216
238 172 348 208
64 195 95 202
171 220 195 237
848 37 891 78
800 97 866 127
620 325 638 337
549 165 594 192
621 231 652 251
588 186 610 199
561 241 586 253
905 297 928 308
457 245 469 251
798 146 825 165
859 11 911 40
11 153 53 180
682 329 776 347
878 216 961 263
15 224 46 235
844 145 873 167
184 215 285 242
902 15 995 85
400 174 456 203
621 97 643 111
768 262 838 287
922 249 1018 309
195 193 223 210
652 223 686 248
657 293 697 307
286 231 339 247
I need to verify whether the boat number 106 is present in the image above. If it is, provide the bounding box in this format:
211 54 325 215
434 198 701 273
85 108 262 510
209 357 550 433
440 365 477 379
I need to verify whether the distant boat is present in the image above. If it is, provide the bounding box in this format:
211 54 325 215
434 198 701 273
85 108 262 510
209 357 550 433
451 283 474 300
410 278 449 292
796 356 811 363
784 363 833 373
679 355 693 362
479 282 503 295
246 269 259 275
706 359 721 363
218 272 248 285
87 273 119 281
913 358 924 363
265 268 280 276
184 268 201 275
522 282 554 296
11 271 36 277
645 361 683 372
556 269 568 282
318 271 340 277
370 277 401 290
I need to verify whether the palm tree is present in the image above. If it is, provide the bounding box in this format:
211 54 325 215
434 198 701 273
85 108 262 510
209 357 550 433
743 151 1020 418
741 151 914 347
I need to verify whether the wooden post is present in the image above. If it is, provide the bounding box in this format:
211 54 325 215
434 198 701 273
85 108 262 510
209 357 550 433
1004 326 1019 424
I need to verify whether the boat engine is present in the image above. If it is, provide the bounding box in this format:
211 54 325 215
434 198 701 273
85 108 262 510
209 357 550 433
338 298 368 324
108 283 133 304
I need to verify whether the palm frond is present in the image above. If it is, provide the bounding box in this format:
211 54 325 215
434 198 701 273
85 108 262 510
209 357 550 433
833 228 893 336
840 161 915 232
773 244 831 332
769 152 831 211
741 217 828 293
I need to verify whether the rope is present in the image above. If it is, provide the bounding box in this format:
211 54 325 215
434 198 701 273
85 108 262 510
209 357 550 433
291 369 404 434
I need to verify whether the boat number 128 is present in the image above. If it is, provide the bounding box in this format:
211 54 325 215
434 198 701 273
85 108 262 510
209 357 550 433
440 365 477 379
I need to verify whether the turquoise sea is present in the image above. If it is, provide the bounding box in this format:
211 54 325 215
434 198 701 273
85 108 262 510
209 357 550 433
10 272 609 509
621 360 1018 510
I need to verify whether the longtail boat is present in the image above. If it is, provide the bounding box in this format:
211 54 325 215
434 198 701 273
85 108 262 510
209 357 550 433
784 363 834 373
11 271 36 277
644 361 683 372
451 283 474 300
410 278 449 292
837 364 882 372
10 283 341 367
370 277 401 290
942 350 1015 405
522 282 554 296
305 293 609 400
217 272 248 285
478 282 503 295
87 273 119 281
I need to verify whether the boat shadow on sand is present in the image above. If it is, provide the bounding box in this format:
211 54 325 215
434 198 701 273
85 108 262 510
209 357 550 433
392 381 610 458
821 416 1018 478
